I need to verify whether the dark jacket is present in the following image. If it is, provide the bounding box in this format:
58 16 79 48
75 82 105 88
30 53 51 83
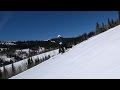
58 37 67 47
59 37 63 43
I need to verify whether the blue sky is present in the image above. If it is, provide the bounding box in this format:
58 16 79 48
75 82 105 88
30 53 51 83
0 11 118 41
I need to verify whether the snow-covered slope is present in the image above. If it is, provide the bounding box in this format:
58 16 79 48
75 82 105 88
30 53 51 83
0 49 59 78
11 25 120 79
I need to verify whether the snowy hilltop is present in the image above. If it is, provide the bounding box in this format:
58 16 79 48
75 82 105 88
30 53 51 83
11 25 120 79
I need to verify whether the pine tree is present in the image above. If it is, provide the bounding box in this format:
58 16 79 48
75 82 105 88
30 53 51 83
18 66 22 74
39 58 41 63
0 69 2 79
35 57 39 66
37 58 40 63
102 23 106 32
115 19 119 26
12 63 16 76
108 18 111 29
85 33 87 40
37 57 40 64
48 55 51 59
37 58 39 65
3 66 8 79
111 19 115 28
30 57 34 67
42 57 45 62
81 33 88 41
44 56 47 61
96 22 100 35
27 58 31 69
34 59 37 66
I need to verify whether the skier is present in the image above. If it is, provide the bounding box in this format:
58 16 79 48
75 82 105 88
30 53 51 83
57 35 66 53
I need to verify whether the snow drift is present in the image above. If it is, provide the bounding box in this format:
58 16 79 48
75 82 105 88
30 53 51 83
11 25 120 79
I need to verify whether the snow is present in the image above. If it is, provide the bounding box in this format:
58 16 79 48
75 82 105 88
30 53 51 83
0 48 7 52
11 25 120 79
0 55 14 62
0 49 59 78
15 47 45 54
16 49 30 54
0 42 16 45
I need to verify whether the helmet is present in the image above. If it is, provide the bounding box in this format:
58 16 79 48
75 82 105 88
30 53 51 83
59 42 62 45
57 35 61 38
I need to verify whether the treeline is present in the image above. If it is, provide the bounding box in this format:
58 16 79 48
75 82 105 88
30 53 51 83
51 12 120 46
76 18 120 44
0 40 58 50
0 48 53 67
0 40 59 67
27 55 51 69
0 54 51 79
96 18 120 35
